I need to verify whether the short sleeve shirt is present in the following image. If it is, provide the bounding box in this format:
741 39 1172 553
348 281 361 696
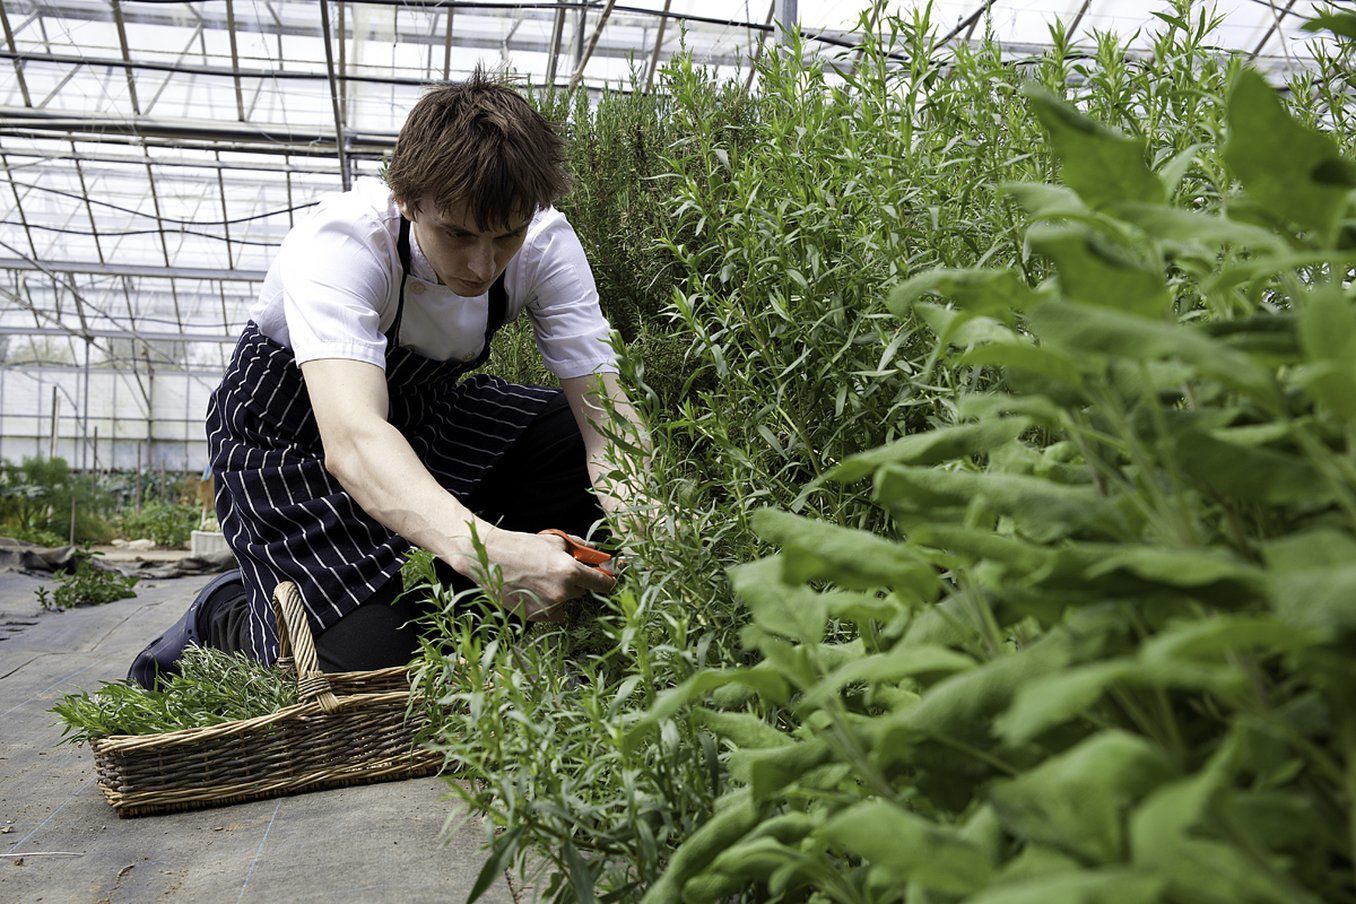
249 177 618 379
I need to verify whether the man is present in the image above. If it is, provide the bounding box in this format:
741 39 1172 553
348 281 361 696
129 71 643 683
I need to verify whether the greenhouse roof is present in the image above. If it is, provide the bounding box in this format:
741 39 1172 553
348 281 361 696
0 0 1342 379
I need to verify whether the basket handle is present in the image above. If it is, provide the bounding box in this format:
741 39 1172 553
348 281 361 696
270 581 340 713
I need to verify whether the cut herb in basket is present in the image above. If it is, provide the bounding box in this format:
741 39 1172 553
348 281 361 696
52 646 295 744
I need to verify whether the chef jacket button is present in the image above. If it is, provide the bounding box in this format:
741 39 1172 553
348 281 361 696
410 282 425 295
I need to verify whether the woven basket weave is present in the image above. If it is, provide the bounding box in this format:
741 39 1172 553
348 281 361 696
92 581 441 818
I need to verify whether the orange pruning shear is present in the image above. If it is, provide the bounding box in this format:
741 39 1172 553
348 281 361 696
539 528 621 578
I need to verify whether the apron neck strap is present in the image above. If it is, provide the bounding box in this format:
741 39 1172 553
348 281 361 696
388 216 413 346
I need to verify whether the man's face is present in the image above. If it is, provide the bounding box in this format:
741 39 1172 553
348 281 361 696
403 199 532 297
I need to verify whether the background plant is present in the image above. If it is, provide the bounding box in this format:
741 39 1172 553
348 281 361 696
116 499 202 548
0 456 115 545
35 559 139 611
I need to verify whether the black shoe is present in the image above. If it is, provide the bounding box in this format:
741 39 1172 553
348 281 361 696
127 569 243 690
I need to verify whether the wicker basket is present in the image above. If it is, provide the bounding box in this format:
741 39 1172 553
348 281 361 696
92 581 441 817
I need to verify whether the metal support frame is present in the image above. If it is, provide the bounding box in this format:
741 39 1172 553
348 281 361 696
0 257 267 282
1067 0 1093 41
744 0 776 93
224 0 246 121
320 0 352 189
0 0 32 107
643 0 671 93
67 143 103 265
109 0 141 113
0 151 39 260
568 0 617 93
3 147 346 177
143 21 206 117
941 0 999 45
546 1 566 86
0 325 238 343
774 0 797 46
443 5 456 78
1251 0 1300 60
215 151 235 271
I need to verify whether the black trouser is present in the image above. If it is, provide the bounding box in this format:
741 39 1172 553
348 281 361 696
201 391 605 671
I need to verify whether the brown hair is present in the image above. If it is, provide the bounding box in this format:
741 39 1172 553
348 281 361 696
387 69 569 230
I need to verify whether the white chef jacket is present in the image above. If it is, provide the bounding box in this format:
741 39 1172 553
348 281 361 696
249 177 618 379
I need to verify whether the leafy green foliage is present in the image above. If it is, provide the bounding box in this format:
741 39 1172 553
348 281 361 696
51 646 295 742
36 559 138 611
633 57 1356 904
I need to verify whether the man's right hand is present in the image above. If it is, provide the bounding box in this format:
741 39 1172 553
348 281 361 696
475 528 616 621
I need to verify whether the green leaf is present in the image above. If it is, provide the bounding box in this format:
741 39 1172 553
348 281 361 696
821 589 912 625
965 869 1166 904
883 631 1075 757
1130 736 1319 904
562 838 596 904
997 658 1242 745
699 836 810 893
889 268 1040 321
1296 287 1356 418
692 706 792 750
641 790 760 904
750 509 941 601
1140 615 1323 664
1029 299 1281 408
874 466 1127 543
730 738 833 802
914 301 1021 347
1027 223 1171 319
909 524 1054 576
798 644 975 710
1158 142 1205 196
958 341 1087 385
1084 547 1264 595
1170 428 1327 506
729 556 828 642
1001 182 1090 219
1264 530 1356 634
1111 203 1288 254
1022 83 1165 209
818 800 992 894
958 392 1067 426
990 731 1175 864
1302 11 1356 40
625 666 791 752
829 417 1032 481
1223 69 1356 238
995 660 1135 745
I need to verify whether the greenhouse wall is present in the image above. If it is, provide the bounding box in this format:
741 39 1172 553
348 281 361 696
0 365 217 473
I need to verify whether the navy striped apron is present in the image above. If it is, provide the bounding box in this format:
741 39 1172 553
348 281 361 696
205 216 557 663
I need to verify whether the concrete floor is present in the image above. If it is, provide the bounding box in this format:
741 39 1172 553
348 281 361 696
0 567 516 903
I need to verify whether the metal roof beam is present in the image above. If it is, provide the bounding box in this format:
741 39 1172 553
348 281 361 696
0 324 238 343
1 147 342 176
0 257 266 281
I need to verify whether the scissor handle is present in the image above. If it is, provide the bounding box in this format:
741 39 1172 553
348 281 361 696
538 528 616 577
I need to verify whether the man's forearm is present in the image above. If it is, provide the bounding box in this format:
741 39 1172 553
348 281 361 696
323 419 488 575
